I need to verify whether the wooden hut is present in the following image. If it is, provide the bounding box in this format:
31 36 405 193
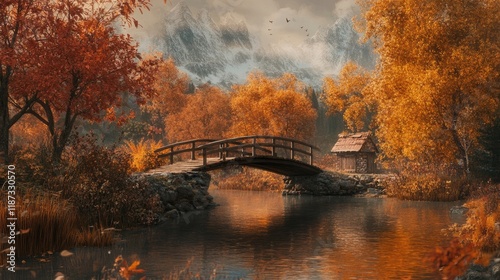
330 132 378 173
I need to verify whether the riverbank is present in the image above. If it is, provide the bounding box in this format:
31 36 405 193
282 171 388 197
134 171 217 219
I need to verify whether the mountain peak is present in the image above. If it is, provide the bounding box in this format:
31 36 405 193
169 1 192 17
158 6 374 89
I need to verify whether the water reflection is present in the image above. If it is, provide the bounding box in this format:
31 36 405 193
3 190 464 279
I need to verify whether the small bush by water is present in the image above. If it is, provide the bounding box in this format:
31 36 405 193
0 188 113 267
385 170 470 201
432 182 500 279
122 138 165 172
212 167 283 191
1 134 167 265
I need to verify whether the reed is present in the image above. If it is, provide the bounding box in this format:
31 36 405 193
385 172 469 201
212 168 283 191
0 189 113 266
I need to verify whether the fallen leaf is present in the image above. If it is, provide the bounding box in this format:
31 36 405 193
60 250 73 257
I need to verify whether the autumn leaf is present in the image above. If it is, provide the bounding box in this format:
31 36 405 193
118 259 146 280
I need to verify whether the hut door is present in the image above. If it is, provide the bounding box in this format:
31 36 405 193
343 156 356 172
367 155 374 173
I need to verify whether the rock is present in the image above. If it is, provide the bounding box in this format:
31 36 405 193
130 171 214 226
281 172 390 196
450 206 469 215
165 203 176 211
165 209 179 219
175 200 195 212
176 185 194 199
491 263 500 278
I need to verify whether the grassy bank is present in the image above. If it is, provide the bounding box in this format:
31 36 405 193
211 167 284 191
1 136 164 266
432 182 500 279
0 188 113 267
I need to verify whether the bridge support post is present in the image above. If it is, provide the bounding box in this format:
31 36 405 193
191 142 196 160
309 146 313 165
202 148 207 166
290 141 295 160
252 137 256 156
272 138 276 156
170 147 174 164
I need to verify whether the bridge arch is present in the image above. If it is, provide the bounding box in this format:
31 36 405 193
153 136 322 176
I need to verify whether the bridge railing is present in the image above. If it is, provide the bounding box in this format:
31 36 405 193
154 136 320 167
197 136 320 166
154 139 218 164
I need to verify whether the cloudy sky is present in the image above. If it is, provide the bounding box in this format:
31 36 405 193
129 0 359 50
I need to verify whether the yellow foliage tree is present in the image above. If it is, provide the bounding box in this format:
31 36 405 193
344 0 500 175
166 84 231 142
143 56 189 136
229 72 317 141
323 62 373 132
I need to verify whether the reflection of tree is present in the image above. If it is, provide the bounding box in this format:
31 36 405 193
71 194 455 279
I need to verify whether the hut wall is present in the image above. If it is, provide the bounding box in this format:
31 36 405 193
356 154 368 173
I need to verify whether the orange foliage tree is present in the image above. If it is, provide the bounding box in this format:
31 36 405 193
229 72 317 141
0 0 43 163
166 84 231 142
323 62 373 132
7 0 161 161
143 56 189 137
330 0 500 175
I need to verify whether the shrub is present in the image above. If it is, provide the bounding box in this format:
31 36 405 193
385 169 469 201
458 183 500 252
64 135 163 227
122 138 164 172
431 182 500 279
0 189 112 266
212 167 283 191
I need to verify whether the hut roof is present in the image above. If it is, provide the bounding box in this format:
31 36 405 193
330 132 379 153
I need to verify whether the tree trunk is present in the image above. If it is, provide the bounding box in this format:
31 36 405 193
0 80 10 164
450 128 470 175
51 116 76 163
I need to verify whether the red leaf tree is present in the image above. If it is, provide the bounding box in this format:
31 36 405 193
2 0 160 161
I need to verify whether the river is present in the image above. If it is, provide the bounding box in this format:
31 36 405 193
5 189 465 279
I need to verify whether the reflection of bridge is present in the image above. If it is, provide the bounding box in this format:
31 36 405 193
150 136 323 176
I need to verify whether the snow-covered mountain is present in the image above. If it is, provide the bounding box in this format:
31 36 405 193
157 2 375 88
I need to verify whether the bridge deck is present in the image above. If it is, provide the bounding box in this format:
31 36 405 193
146 158 230 174
146 156 322 176
151 136 323 176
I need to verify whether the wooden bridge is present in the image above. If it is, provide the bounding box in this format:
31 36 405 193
148 136 323 176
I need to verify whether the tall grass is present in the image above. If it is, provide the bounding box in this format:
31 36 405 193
0 189 112 266
385 171 470 201
122 139 164 172
431 182 500 279
212 167 283 191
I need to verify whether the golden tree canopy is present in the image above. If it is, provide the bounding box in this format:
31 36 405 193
323 62 373 132
229 72 317 141
166 84 232 142
350 0 500 173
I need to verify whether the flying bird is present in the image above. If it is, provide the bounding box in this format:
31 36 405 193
286 18 290 23
269 20 273 23
305 29 308 32
301 26 304 28
268 28 271 31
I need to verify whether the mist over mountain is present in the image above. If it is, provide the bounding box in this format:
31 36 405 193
156 1 375 89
